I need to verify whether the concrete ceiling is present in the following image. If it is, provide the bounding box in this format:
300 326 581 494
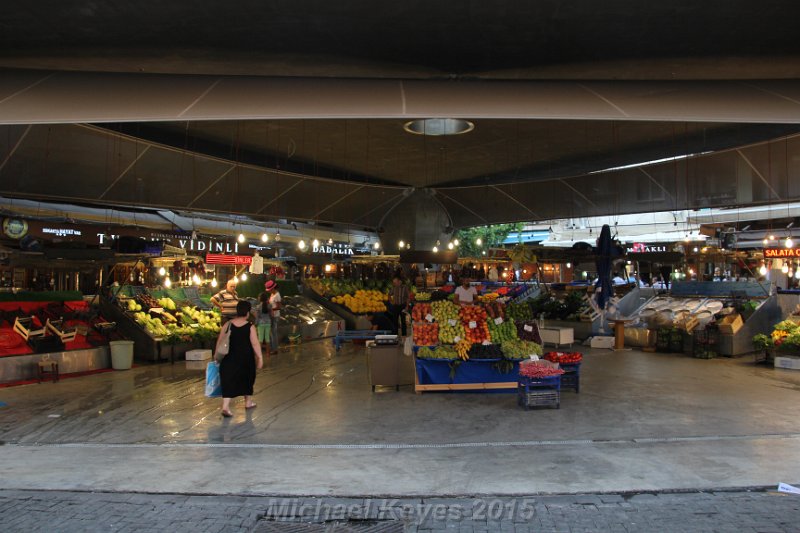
1 1 800 236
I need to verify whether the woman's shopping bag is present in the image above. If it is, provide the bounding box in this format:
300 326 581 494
205 361 222 397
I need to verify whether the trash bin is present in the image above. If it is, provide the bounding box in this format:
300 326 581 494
109 340 135 370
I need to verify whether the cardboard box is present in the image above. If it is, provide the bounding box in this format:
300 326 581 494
774 356 800 370
590 336 615 349
185 349 212 361
717 313 743 335
185 360 208 371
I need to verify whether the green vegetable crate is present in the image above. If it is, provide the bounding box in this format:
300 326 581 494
692 326 719 359
656 328 684 353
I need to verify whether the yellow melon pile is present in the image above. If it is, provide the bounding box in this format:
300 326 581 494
332 289 389 314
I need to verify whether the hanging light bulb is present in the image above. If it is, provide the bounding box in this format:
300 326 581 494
475 237 483 246
763 237 768 246
432 246 439 253
398 240 405 249
158 266 166 276
481 250 486 255
164 276 172 288
261 233 269 243
240 272 248 281
786 236 794 249
770 234 776 241
566 262 572 268
312 238 320 248
211 278 218 288
759 264 768 276
192 274 201 285
406 242 411 249
795 268 800 280
374 242 380 250
298 240 306 250
232 275 238 282
447 242 454 250
237 233 246 244
275 231 281 242
783 263 790 274
453 239 460 246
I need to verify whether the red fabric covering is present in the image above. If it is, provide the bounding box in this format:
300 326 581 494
0 325 98 357
0 301 83 313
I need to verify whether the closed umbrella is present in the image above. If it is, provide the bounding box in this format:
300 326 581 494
595 224 614 310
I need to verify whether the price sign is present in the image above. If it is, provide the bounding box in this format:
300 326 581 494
481 340 491 346
494 317 504 325
454 336 461 343
524 325 533 332
530 354 539 361
425 314 434 322
469 321 477 329
448 319 457 326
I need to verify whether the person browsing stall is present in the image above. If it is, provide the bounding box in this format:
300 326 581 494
388 276 409 336
454 278 478 306
211 279 239 325
265 280 282 354
366 312 395 332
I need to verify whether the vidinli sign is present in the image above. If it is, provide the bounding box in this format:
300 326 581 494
764 248 800 258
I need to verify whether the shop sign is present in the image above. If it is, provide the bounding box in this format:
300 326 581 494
97 233 239 254
626 242 668 254
206 254 252 265
42 227 82 237
764 248 800 258
312 243 360 255
2 218 28 239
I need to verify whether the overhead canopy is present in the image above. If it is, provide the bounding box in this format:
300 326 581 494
2 2 800 234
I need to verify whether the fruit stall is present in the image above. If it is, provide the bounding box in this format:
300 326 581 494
100 286 221 362
410 295 547 393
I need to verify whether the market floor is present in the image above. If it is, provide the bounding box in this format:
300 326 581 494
0 341 799 497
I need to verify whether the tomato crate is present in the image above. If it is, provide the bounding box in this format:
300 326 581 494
559 362 581 393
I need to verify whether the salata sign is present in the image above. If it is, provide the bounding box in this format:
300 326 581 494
764 248 800 258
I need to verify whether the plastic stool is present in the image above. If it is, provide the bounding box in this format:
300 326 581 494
37 360 59 383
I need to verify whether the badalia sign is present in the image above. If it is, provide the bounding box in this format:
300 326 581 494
626 242 668 254
312 242 371 255
764 248 800 258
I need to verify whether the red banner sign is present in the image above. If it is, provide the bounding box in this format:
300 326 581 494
764 248 800 258
205 254 252 265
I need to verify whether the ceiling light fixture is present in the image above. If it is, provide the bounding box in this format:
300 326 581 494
759 264 768 276
398 240 405 249
312 238 320 248
448 242 454 250
261 232 269 243
298 240 306 250
453 239 460 246
158 266 166 276
475 237 483 246
787 236 794 249
374 242 380 250
782 263 790 274
432 246 439 253
237 233 246 244
403 118 475 136
240 272 248 281
211 278 218 288
164 276 172 288
275 231 281 242
327 238 334 245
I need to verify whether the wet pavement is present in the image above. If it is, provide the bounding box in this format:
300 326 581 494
0 341 799 497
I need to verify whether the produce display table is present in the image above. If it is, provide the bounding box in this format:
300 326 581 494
333 330 391 351
414 357 519 393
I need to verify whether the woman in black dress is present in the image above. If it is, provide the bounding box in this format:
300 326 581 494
219 300 263 417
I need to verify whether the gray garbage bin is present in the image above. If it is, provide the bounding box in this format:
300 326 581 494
109 340 135 370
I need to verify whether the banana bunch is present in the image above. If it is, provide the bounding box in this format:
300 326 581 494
455 339 471 360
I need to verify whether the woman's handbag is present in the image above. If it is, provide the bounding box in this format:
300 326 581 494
214 322 232 362
205 361 221 398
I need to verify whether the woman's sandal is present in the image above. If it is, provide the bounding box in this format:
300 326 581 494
221 410 233 418
245 403 257 410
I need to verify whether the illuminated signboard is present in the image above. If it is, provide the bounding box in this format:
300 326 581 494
206 254 253 265
626 242 668 254
764 248 800 258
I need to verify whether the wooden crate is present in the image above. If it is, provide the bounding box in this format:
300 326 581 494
718 313 743 335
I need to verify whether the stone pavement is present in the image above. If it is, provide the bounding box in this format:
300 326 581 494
1 488 799 532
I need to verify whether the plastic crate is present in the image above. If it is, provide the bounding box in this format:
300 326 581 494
517 386 560 409
560 363 581 393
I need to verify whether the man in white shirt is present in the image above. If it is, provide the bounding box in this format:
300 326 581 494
265 280 282 354
454 278 478 306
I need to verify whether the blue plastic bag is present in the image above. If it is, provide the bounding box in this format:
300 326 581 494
205 361 221 398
